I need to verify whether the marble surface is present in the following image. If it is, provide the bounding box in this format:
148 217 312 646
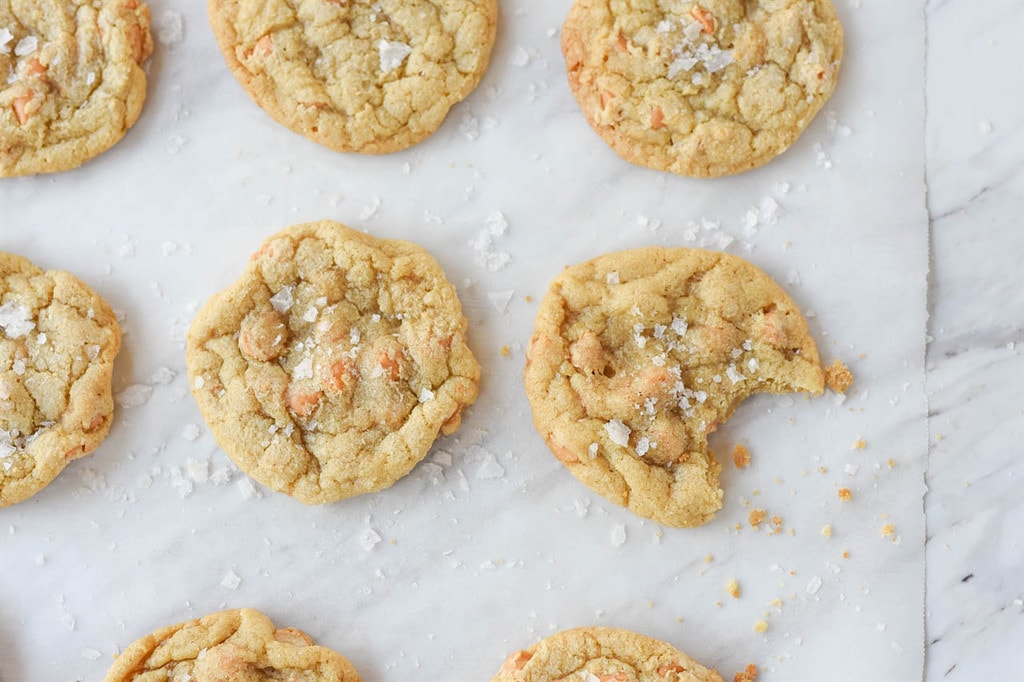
925 0 1024 678
0 0 1011 679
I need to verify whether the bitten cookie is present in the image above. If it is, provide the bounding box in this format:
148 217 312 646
562 0 843 177
104 608 361 681
524 247 824 528
186 220 480 504
1 0 153 177
208 0 498 153
0 252 121 507
494 626 723 682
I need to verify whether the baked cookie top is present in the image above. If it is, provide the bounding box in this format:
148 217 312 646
493 626 723 682
186 220 480 504
208 0 498 154
524 247 824 528
0 252 121 507
0 0 153 177
562 0 843 177
104 608 361 681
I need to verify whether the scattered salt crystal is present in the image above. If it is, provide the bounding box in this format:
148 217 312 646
378 40 412 73
726 364 744 384
418 388 435 403
979 120 993 134
0 28 12 53
606 271 620 285
459 112 480 139
14 35 37 57
186 459 209 483
844 464 860 477
116 385 152 408
573 498 590 517
433 451 453 466
292 357 313 380
477 452 505 479
81 649 101 660
511 45 530 66
487 290 515 314
154 10 184 45
220 570 241 589
149 366 176 385
182 424 201 441
610 524 626 547
0 301 34 339
269 286 294 313
635 436 651 457
806 576 823 595
238 477 258 499
604 419 631 447
876 623 887 632
61 614 75 631
588 443 598 459
361 528 382 551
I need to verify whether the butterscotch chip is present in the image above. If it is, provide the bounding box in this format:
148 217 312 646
208 0 498 154
186 220 480 504
561 0 843 177
492 626 723 682
824 359 853 393
1 0 153 176
104 608 360 681
524 247 824 528
0 252 121 507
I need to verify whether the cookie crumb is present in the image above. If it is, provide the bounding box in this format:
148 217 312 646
732 444 750 468
824 359 853 393
734 663 759 682
500 345 511 357
842 550 850 559
753 620 768 634
821 524 832 538
852 439 866 450
726 580 741 599
881 523 896 538
704 554 713 564
837 488 852 501
748 509 766 527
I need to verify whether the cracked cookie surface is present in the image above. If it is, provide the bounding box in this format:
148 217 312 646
105 608 361 682
186 220 480 504
0 252 121 507
208 0 498 153
493 626 723 682
524 247 824 528
0 0 153 177
562 0 843 177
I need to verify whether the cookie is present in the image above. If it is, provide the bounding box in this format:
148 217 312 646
0 252 121 507
524 247 824 527
104 608 361 681
186 220 481 504
562 0 843 177
1 0 153 177
208 0 498 154
494 626 723 682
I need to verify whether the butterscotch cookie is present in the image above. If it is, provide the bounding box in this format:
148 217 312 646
0 252 121 507
494 626 723 682
0 0 153 177
562 0 843 177
105 608 361 681
186 220 480 504
524 247 824 528
208 0 498 154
